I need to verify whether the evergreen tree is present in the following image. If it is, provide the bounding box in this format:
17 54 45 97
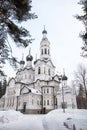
74 64 87 102
0 0 37 74
0 81 3 98
2 79 7 95
0 79 7 98
76 0 87 57
76 84 87 108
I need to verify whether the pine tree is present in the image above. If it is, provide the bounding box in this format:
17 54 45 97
76 0 87 57
76 84 87 108
2 79 7 95
0 81 3 98
0 0 37 74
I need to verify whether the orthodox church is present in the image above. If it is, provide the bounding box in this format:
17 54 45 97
0 28 77 114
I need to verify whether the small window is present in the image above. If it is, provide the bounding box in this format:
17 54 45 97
38 67 41 74
45 48 47 54
47 88 49 93
48 69 50 75
47 100 49 105
41 49 43 55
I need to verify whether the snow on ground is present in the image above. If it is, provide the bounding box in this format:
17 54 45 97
0 109 87 130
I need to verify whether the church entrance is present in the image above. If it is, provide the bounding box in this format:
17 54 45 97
23 102 27 113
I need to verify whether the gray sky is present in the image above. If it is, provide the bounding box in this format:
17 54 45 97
3 0 87 84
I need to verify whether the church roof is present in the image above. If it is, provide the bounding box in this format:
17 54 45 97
34 59 55 68
16 67 34 74
20 85 41 95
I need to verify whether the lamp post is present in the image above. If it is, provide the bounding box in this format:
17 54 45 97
61 74 68 113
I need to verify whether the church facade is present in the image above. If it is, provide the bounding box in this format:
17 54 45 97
0 29 77 114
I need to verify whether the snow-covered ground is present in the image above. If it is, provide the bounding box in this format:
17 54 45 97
0 109 87 130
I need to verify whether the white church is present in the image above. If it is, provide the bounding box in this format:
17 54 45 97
0 28 77 114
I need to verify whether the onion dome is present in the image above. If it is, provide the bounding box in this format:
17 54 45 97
20 60 25 65
26 54 33 61
26 48 33 61
62 74 68 81
42 29 47 34
42 25 47 34
20 53 25 65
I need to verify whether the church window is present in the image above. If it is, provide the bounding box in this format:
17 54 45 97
48 69 50 75
44 89 45 93
45 48 47 54
38 67 41 74
47 100 49 105
41 49 43 55
47 88 49 93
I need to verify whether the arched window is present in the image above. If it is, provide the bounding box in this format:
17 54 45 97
47 88 49 93
38 67 41 74
48 69 50 75
47 100 49 105
45 48 47 54
41 49 43 55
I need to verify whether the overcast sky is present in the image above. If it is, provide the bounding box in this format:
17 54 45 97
3 0 87 85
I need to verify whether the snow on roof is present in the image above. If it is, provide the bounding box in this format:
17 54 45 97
29 88 41 95
20 85 41 95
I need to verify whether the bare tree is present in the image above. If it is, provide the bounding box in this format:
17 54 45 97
74 64 87 101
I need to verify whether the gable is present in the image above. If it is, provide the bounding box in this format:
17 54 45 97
34 59 55 68
8 78 15 88
20 86 31 95
54 75 59 81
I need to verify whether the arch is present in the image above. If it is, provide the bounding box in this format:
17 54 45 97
47 100 49 105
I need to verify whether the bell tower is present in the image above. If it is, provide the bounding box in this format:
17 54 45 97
40 26 51 60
